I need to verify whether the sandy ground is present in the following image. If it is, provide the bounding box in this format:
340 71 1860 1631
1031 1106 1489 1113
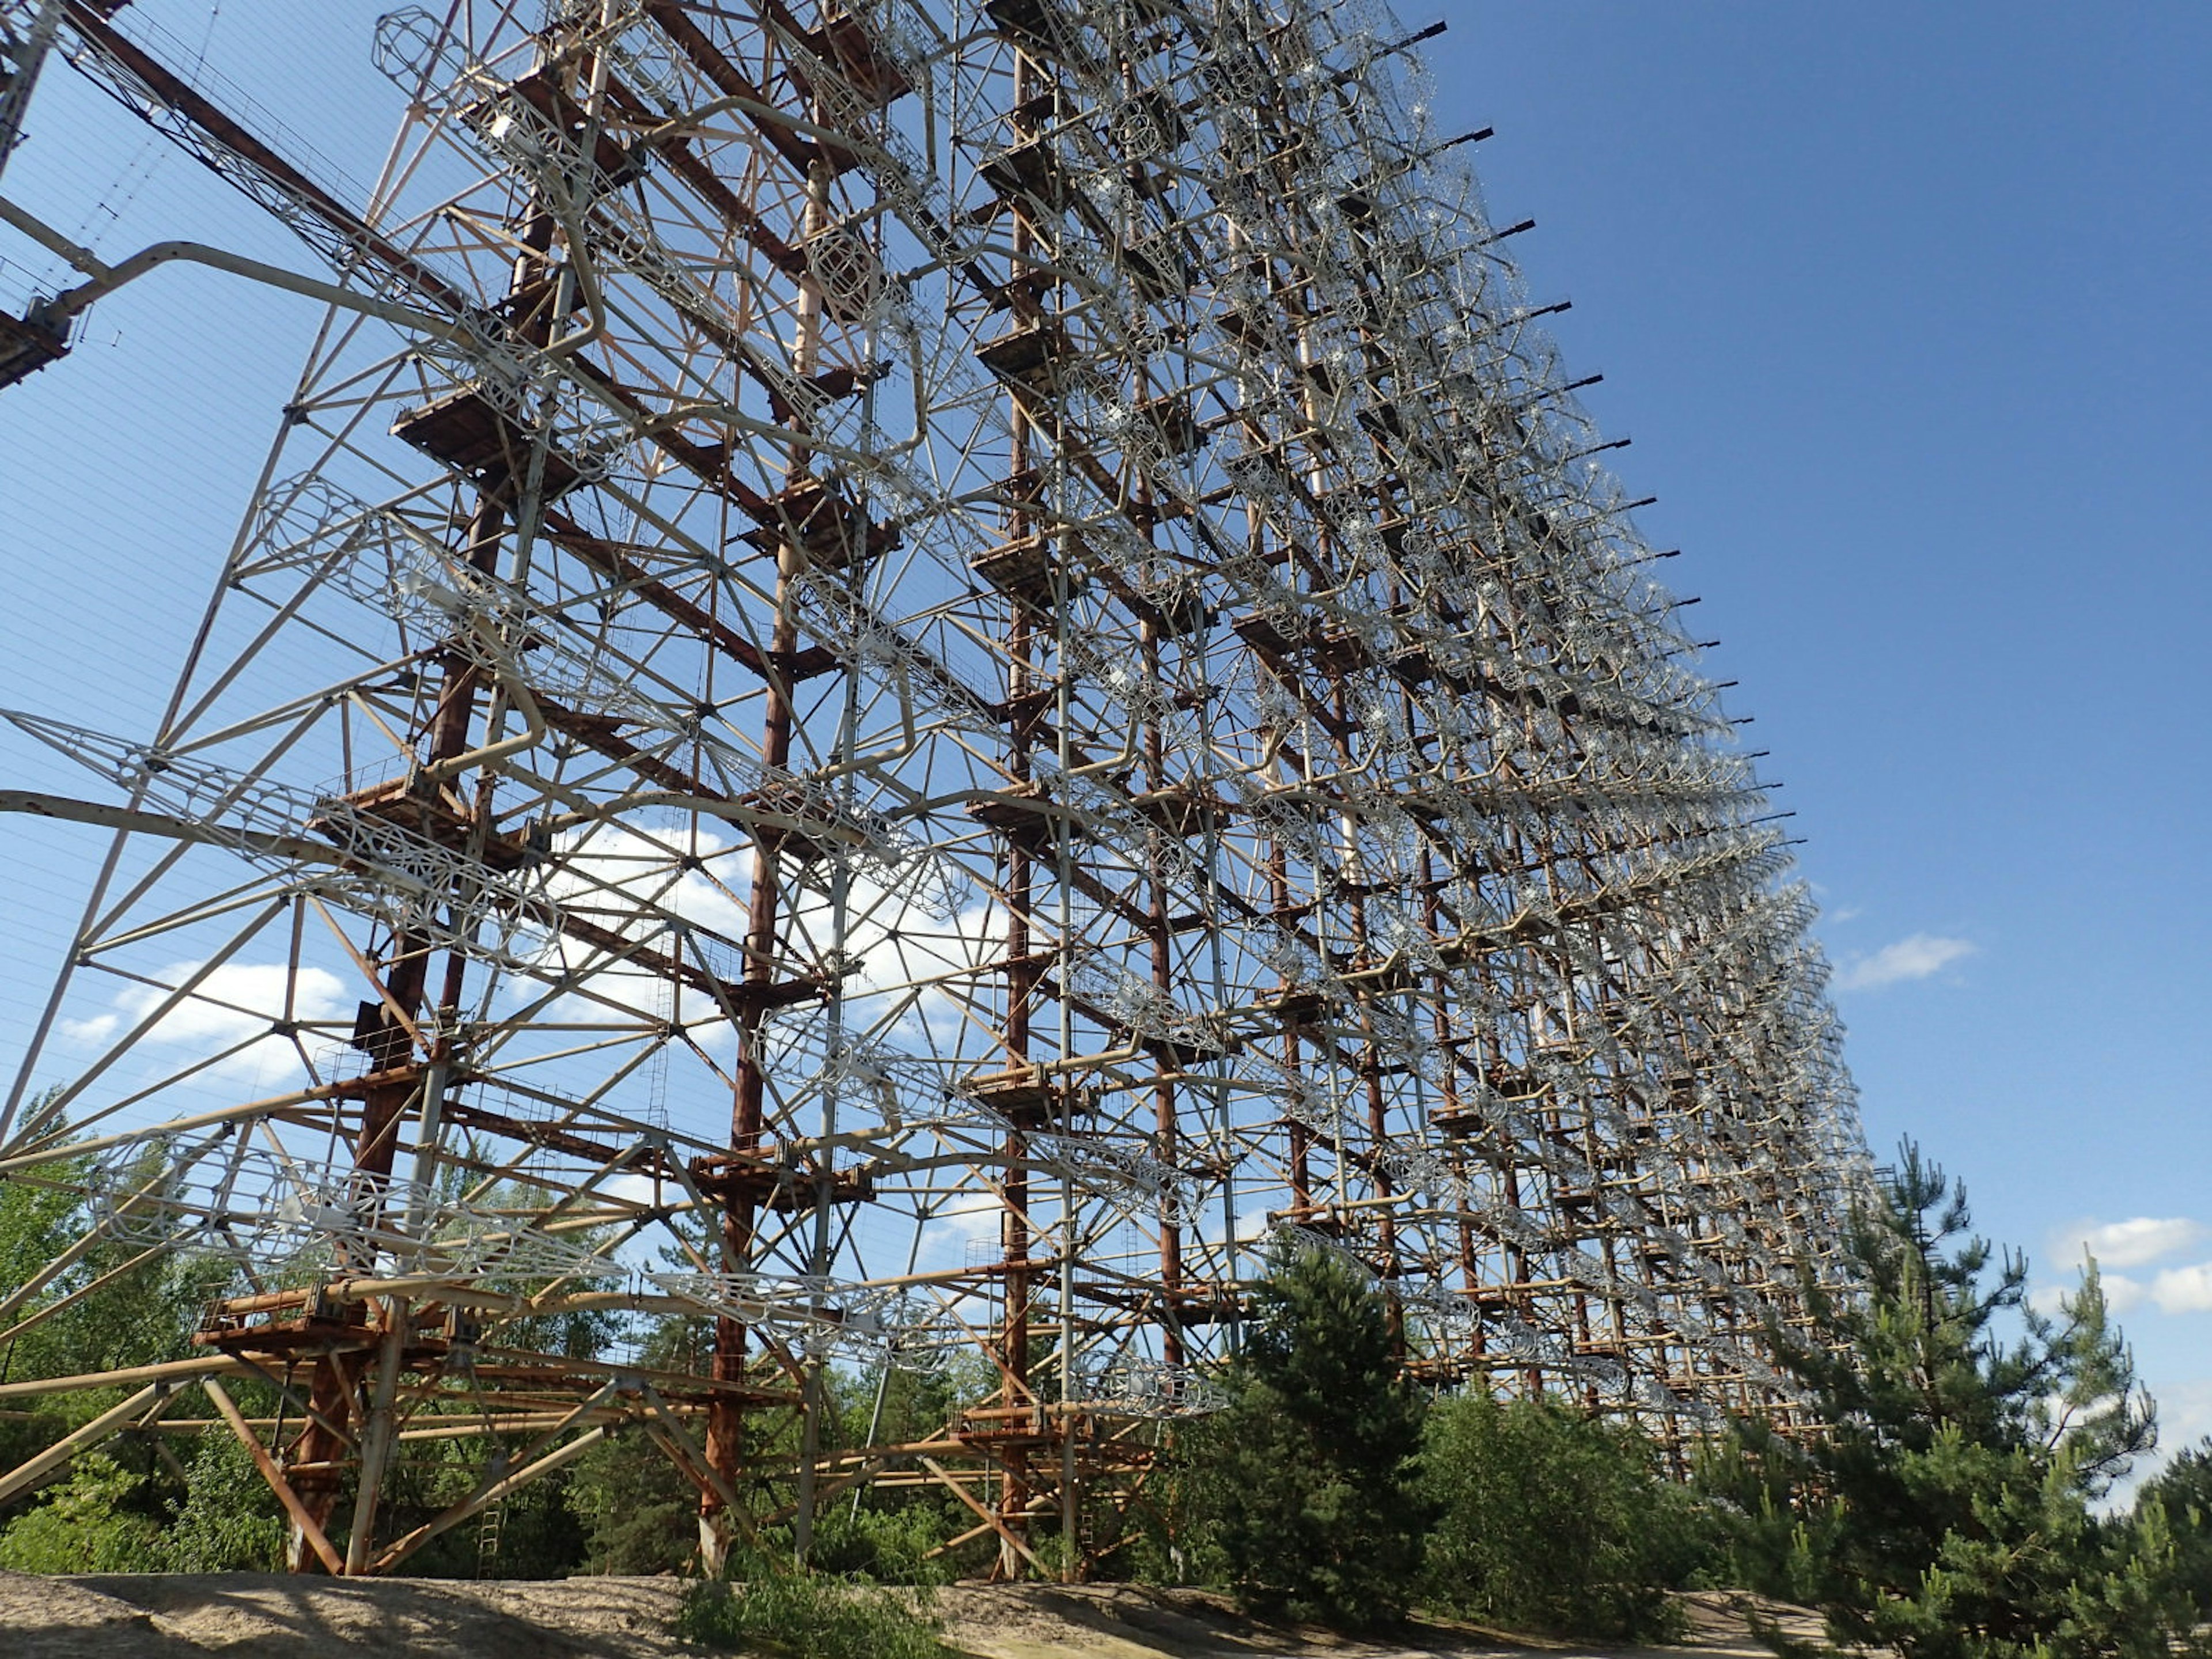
0 1572 1827 1658
934 1584 1821 1659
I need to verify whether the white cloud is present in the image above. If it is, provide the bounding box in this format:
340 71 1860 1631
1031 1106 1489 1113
479 812 1017 1142
1193 1200 1280 1251
2150 1262 2212 1315
527 817 994 1038
2032 1269 2147 1317
2099 1272 2148 1315
2051 1217 2209 1272
62 961 350 1082
2038 1223 2212 1318
1827 906 1864 925
2157 1378 2212 1452
604 1170 670 1207
915 1195 1008 1271
1832 933 1976 991
2101 1376 2212 1509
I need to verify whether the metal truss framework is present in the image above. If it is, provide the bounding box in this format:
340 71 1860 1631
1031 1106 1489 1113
0 0 1872 1579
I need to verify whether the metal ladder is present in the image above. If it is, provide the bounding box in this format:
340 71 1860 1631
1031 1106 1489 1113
475 1500 506 1578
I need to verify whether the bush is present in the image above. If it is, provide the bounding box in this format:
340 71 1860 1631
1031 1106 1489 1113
159 1432 289 1571
1172 1245 1429 1630
806 1504 952 1585
672 1559 953 1659
1420 1392 1703 1641
0 1451 162 1573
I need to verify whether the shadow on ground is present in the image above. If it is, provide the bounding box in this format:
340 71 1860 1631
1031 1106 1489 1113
1 1570 1823 1659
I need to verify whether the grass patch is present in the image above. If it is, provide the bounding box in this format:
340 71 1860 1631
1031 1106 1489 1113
672 1560 955 1659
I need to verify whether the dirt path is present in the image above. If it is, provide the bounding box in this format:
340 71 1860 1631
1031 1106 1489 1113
938 1585 1821 1659
0 1572 1821 1658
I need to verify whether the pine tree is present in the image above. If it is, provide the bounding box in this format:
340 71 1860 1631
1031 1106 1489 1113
1711 1141 2196 1658
1173 1244 1429 1629
1421 1391 1706 1640
2136 1440 2212 1622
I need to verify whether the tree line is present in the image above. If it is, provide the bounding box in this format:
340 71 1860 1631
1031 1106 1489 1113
1162 1145 2212 1656
2 1139 2209 1657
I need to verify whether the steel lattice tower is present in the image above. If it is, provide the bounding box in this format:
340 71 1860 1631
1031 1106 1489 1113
0 0 1871 1578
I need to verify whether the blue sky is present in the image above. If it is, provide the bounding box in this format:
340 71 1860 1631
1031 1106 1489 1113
1 3 2206 1462
1430 2 2212 1455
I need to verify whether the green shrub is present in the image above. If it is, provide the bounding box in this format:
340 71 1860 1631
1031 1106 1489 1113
1420 1391 1702 1641
159 1431 288 1571
1172 1245 1430 1630
673 1558 953 1659
806 1504 952 1585
0 1451 163 1573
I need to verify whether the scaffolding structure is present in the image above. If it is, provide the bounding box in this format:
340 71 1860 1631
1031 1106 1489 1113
0 0 1870 1578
